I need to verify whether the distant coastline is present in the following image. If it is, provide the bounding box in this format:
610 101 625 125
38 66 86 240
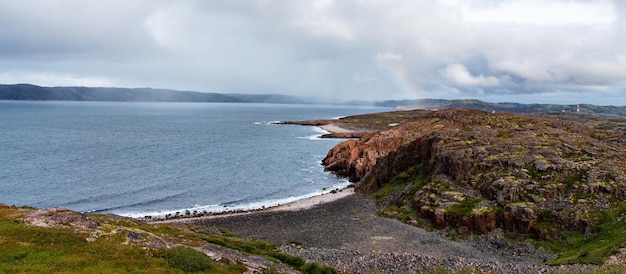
3 83 626 117
0 83 304 104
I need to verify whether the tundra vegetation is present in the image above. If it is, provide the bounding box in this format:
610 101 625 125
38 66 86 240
5 107 626 273
322 109 626 266
0 205 336 273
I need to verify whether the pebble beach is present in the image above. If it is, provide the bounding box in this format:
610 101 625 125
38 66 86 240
179 191 597 273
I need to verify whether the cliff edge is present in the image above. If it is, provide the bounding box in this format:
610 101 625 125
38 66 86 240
323 109 626 264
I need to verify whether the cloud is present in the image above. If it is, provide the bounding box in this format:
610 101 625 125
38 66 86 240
440 63 501 87
293 17 355 41
0 71 115 87
374 52 403 63
0 0 160 59
0 0 623 104
451 0 616 25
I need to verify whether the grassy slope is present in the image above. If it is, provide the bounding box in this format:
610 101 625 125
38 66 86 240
1 207 157 273
0 205 336 274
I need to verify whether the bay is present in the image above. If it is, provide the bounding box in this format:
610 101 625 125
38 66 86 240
0 101 387 217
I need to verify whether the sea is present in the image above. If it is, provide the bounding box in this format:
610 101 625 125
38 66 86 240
0 101 387 218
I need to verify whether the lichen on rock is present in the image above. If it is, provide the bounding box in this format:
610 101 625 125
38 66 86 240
23 208 100 229
322 109 626 239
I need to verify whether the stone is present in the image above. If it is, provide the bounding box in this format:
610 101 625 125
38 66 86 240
534 160 548 172
23 208 100 229
322 108 626 236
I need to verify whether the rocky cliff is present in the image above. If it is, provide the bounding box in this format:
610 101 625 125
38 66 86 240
323 109 626 240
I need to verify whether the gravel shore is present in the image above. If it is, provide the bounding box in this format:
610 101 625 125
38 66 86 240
189 194 597 273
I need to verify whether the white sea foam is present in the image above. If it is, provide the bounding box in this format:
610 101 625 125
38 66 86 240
254 121 282 125
297 126 332 140
313 126 330 134
119 180 352 219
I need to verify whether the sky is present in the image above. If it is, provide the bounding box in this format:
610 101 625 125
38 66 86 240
0 0 624 105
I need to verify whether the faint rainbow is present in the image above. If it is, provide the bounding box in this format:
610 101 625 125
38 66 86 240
384 62 423 99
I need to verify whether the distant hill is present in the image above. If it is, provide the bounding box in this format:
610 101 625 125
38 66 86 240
0 84 304 104
227 93 305 104
370 99 626 117
4 83 625 116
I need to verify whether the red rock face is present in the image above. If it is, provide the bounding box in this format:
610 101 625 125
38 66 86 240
323 130 417 183
322 108 626 236
323 114 448 184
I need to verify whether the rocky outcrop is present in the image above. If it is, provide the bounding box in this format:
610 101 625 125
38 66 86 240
323 129 417 182
320 132 371 139
24 208 101 229
323 109 626 238
13 206 302 273
283 109 431 139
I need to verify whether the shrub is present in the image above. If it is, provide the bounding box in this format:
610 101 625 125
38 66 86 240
270 252 305 268
300 262 338 274
162 246 214 272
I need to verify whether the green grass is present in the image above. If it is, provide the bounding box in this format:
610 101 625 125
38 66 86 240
198 232 339 273
199 233 306 269
373 163 430 202
300 262 339 274
218 228 242 238
541 210 626 265
369 160 626 267
447 198 482 218
0 205 337 274
0 220 176 273
563 172 583 190
161 246 216 272
368 159 626 267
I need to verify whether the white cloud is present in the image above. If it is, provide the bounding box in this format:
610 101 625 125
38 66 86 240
374 52 403 62
143 5 195 51
440 63 501 87
450 0 616 25
293 17 354 41
0 72 115 87
0 0 623 104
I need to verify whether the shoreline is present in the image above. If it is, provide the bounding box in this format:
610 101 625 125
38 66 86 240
281 119 375 139
148 187 355 224
188 188 592 274
144 123 358 224
140 117 603 273
319 123 356 134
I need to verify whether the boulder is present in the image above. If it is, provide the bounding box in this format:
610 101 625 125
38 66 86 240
23 208 100 229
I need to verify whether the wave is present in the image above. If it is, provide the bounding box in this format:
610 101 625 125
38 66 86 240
117 180 352 219
254 121 281 125
298 126 332 140
84 190 193 214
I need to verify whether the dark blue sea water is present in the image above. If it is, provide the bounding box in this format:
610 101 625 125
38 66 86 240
0 101 387 217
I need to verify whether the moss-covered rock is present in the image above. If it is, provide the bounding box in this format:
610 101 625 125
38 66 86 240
323 109 626 248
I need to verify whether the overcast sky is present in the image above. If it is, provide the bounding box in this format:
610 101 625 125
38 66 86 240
0 0 624 104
